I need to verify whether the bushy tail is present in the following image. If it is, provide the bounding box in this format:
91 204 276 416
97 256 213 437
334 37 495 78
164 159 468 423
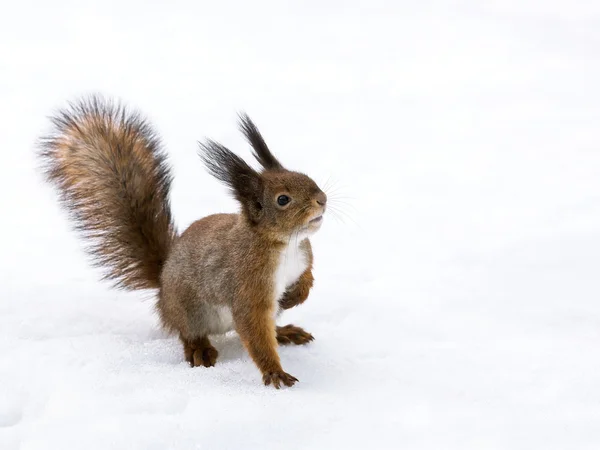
38 96 177 290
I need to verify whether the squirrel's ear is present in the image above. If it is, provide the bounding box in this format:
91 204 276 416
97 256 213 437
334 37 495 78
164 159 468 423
198 139 264 223
238 113 284 171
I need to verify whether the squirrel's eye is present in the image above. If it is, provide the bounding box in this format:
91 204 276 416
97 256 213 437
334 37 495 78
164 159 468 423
277 195 290 206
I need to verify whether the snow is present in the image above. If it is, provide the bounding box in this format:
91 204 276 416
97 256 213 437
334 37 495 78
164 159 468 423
1 0 600 448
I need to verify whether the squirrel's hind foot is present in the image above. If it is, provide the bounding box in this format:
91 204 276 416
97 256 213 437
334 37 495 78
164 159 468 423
276 325 314 346
181 335 219 367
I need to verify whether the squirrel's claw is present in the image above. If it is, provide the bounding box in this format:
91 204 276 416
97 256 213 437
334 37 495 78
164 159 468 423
276 324 314 345
263 371 299 389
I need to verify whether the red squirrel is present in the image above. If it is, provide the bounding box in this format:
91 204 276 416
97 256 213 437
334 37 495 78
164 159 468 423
38 96 327 388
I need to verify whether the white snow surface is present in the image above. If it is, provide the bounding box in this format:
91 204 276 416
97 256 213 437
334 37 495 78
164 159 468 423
2 1 600 449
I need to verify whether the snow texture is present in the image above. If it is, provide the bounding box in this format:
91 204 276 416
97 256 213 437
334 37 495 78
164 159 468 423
1 1 600 449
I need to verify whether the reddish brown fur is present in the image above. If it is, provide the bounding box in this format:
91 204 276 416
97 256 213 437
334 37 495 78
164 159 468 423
38 96 176 290
181 335 219 367
276 325 315 345
279 269 315 310
39 96 326 388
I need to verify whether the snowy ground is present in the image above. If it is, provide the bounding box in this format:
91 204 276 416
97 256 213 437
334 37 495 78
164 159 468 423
1 1 600 449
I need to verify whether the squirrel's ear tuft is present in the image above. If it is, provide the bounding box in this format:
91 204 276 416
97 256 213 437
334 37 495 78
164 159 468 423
198 139 264 223
238 113 284 171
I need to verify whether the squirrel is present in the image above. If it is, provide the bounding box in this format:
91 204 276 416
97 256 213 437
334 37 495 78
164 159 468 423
38 96 327 388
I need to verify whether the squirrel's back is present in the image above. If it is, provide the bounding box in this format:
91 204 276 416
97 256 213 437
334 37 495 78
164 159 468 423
38 96 177 290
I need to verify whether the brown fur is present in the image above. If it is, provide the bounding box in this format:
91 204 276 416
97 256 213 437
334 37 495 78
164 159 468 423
38 96 176 290
279 268 315 310
181 335 219 367
276 325 314 345
39 96 327 388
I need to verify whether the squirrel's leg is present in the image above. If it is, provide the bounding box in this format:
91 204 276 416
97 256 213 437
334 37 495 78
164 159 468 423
180 335 219 368
278 268 314 310
277 269 315 345
233 303 298 388
276 324 314 345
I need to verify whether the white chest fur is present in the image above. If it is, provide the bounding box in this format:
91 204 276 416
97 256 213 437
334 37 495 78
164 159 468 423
273 238 309 303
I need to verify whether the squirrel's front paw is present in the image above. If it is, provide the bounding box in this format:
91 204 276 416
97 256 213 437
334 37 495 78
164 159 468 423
262 370 298 389
279 291 308 310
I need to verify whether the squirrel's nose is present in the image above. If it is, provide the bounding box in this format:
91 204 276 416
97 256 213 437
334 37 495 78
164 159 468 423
315 192 327 206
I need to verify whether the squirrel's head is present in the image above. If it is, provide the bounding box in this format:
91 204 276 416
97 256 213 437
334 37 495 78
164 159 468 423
199 113 327 240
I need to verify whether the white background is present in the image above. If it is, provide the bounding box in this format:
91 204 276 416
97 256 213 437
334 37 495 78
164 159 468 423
1 1 599 449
